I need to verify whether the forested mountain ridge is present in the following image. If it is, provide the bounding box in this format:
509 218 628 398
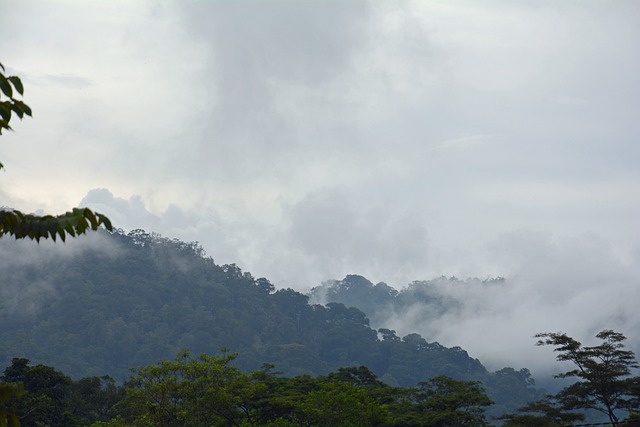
0 229 543 416
309 274 506 332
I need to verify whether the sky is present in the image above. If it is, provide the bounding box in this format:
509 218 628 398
2 1 640 375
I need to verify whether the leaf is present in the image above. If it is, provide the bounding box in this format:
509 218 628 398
22 102 32 117
0 76 12 98
64 221 76 237
76 217 89 234
0 103 10 122
10 100 32 118
84 208 99 229
0 119 12 132
9 102 25 119
7 76 24 95
47 218 59 242
100 214 114 231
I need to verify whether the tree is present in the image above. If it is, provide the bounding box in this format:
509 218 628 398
66 376 125 425
390 375 493 426
122 350 252 426
415 375 493 426
495 396 584 426
0 382 24 427
0 64 31 138
295 380 389 427
0 62 112 241
1 358 76 427
535 329 640 426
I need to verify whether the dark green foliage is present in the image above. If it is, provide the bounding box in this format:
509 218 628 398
309 274 544 418
0 381 24 427
0 229 542 418
0 358 124 427
66 375 124 425
0 355 497 426
78 353 491 426
391 375 493 427
0 62 32 140
121 350 248 426
1 358 75 426
495 397 584 426
0 208 113 242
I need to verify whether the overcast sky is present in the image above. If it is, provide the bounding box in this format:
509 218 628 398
2 1 640 374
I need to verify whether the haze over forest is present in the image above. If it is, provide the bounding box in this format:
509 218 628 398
2 1 639 381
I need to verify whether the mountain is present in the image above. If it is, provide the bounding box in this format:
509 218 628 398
308 274 506 332
0 229 543 416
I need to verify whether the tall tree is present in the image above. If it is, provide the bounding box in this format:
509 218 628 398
1 358 76 427
390 375 493 426
495 396 584 426
535 329 640 426
0 62 112 241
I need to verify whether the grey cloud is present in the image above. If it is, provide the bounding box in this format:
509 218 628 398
42 74 92 89
279 187 431 286
80 188 244 266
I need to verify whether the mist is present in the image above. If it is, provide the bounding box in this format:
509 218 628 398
0 232 122 317
378 231 640 380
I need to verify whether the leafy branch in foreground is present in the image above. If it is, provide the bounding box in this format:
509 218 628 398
0 62 32 172
1 61 112 241
0 207 113 242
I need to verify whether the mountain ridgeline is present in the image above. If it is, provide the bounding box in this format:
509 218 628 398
308 274 507 334
0 229 543 416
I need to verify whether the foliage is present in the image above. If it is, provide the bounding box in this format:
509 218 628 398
0 208 112 242
0 62 112 241
393 375 493 427
535 330 640 426
0 63 32 142
81 353 490 426
121 350 248 426
495 397 584 426
0 358 123 427
0 382 24 427
0 228 543 417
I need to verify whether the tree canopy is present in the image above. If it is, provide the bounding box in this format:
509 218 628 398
1 354 494 427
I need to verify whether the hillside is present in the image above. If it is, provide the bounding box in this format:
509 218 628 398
0 229 543 416
309 274 507 332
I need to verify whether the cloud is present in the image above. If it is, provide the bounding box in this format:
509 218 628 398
0 230 123 317
79 188 244 266
277 187 431 287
